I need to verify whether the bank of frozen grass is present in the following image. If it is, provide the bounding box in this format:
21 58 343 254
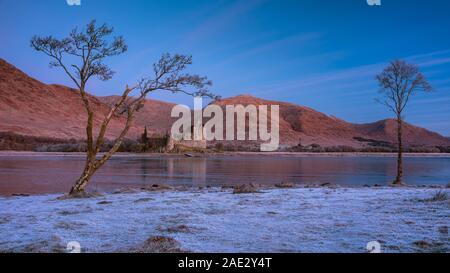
0 187 448 253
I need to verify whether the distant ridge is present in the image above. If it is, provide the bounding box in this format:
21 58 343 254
1 58 449 149
98 95 176 135
213 95 450 148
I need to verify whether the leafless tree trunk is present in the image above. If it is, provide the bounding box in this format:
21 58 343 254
376 60 432 186
69 86 137 194
31 20 216 196
394 116 403 184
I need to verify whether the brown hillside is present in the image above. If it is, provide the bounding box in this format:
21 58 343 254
213 95 450 148
0 58 141 140
1 59 449 149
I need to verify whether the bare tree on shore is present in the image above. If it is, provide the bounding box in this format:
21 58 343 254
376 60 432 185
31 20 216 196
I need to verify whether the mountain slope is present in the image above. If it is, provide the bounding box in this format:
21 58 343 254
98 96 176 135
0 59 142 140
213 95 450 148
1 59 449 149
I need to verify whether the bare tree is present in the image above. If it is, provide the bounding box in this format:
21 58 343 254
31 20 216 196
376 60 432 185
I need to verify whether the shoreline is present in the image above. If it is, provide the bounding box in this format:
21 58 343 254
1 183 448 198
1 150 450 158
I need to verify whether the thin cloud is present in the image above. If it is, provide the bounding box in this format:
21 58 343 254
181 0 266 48
410 96 450 105
207 32 322 70
252 49 450 96
419 57 450 67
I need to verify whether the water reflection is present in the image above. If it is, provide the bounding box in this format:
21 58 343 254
0 155 448 195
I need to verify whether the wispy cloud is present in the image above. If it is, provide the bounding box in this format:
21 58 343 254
418 57 450 67
430 78 450 86
410 95 450 105
253 62 382 95
197 30 278 60
180 0 266 48
206 32 322 70
252 49 450 96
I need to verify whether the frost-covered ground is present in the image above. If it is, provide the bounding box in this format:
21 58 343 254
0 187 448 253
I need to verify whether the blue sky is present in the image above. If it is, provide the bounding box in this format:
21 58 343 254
1 0 449 135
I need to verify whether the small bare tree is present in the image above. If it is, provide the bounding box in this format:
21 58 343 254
31 20 216 196
376 60 432 185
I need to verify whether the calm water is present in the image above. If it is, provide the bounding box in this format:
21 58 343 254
0 154 449 195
